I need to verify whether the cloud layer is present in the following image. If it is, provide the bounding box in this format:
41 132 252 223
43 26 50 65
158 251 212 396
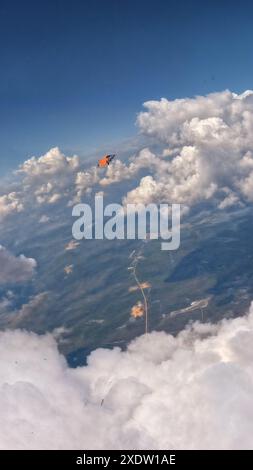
1 305 253 449
1 90 253 219
56 90 253 212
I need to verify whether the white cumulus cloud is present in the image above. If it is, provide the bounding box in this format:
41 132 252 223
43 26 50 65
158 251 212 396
0 193 23 219
0 246 37 285
18 147 79 177
119 90 253 209
1 306 253 449
16 147 80 207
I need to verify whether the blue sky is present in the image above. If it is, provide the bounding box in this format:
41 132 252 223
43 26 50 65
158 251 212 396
0 0 253 172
